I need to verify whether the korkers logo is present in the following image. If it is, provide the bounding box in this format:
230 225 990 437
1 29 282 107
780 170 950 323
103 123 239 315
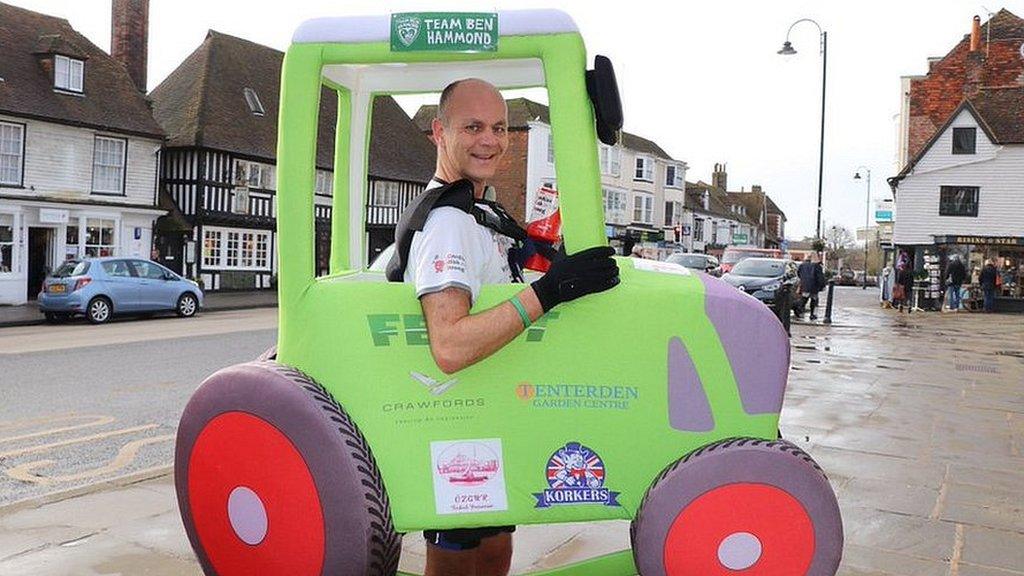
534 442 620 509
368 311 560 346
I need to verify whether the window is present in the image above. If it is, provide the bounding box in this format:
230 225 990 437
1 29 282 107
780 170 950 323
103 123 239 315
92 136 126 194
665 165 683 188
65 225 80 260
234 160 275 190
203 229 222 267
633 192 653 224
694 218 704 242
1 122 24 186
202 227 272 270
665 201 683 226
243 88 265 116
634 156 654 182
952 127 976 155
129 260 169 280
84 219 115 256
55 55 84 92
939 186 979 217
375 181 400 207
0 213 13 273
102 260 133 278
315 170 333 196
546 132 555 164
602 187 628 224
600 145 620 176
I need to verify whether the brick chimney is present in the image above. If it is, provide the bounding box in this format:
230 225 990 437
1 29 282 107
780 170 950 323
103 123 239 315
110 0 149 92
711 162 727 190
751 184 762 194
964 15 985 97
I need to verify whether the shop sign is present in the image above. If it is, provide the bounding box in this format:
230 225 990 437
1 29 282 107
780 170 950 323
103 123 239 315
39 209 69 224
874 210 893 222
732 233 748 244
391 13 498 52
934 235 1024 246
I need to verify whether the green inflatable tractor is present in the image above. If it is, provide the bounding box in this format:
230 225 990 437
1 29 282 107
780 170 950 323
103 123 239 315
175 9 843 576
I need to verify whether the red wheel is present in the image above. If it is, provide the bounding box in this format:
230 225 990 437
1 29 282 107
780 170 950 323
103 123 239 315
631 438 842 576
175 361 400 575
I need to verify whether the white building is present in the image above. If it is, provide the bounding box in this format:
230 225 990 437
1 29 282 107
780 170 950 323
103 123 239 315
0 2 164 304
889 90 1024 309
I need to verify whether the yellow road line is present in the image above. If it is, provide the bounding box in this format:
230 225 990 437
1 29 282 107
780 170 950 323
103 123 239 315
0 415 115 444
4 434 176 486
0 424 158 459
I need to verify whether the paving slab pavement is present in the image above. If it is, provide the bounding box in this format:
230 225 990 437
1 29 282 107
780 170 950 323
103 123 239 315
2 288 1022 575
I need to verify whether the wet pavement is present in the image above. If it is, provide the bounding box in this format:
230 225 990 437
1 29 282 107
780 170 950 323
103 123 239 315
1 287 1022 575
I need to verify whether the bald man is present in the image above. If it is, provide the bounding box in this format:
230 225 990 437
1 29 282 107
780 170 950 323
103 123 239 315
405 79 619 575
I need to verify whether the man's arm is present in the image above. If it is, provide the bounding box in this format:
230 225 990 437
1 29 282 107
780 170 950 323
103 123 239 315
421 286 543 374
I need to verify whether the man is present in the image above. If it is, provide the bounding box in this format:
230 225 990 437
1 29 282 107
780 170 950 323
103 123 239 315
945 254 966 312
797 253 825 320
980 259 998 313
404 78 619 576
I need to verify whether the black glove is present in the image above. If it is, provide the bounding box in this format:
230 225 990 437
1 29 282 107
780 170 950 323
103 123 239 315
531 246 620 312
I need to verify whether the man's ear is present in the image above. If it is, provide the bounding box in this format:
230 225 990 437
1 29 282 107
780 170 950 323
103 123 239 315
431 118 445 149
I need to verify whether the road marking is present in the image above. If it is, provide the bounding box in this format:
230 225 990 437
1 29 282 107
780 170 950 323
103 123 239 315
0 412 77 433
4 434 175 485
0 424 158 459
929 464 950 519
0 415 115 445
949 523 964 575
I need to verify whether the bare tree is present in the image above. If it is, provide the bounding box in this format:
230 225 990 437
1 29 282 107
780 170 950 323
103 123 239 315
824 225 855 269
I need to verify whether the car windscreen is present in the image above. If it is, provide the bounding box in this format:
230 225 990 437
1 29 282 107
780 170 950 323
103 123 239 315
731 259 786 278
721 250 761 264
666 254 707 268
53 261 90 277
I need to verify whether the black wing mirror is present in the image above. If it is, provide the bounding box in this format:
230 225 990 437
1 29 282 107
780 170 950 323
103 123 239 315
585 55 623 145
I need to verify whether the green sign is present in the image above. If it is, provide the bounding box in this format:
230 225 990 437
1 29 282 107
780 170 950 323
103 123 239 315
391 12 498 52
732 233 748 244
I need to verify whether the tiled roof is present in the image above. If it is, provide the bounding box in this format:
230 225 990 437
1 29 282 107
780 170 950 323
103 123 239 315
0 2 163 138
150 30 434 181
969 87 1024 144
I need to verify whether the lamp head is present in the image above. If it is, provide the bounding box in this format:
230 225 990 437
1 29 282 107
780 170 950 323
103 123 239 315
777 41 797 55
854 172 862 180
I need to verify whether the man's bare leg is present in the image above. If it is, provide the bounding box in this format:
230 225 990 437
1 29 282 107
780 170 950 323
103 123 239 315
475 532 512 576
425 545 478 576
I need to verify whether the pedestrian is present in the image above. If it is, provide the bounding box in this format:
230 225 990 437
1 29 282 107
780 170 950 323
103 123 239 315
797 253 826 320
980 259 998 313
391 78 619 576
630 245 645 259
894 251 913 312
945 254 966 312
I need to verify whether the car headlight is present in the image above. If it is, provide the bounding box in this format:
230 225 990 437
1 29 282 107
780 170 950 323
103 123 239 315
763 282 781 292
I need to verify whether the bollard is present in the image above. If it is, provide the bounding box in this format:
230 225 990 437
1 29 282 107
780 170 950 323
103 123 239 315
773 285 792 337
823 280 835 324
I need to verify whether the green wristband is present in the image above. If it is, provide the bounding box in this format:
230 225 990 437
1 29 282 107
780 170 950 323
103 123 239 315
510 295 532 329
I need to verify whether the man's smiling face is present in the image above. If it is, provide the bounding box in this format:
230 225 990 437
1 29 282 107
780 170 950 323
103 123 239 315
433 79 509 189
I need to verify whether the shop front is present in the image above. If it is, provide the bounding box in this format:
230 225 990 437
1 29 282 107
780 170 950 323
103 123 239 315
935 235 1024 313
0 200 162 305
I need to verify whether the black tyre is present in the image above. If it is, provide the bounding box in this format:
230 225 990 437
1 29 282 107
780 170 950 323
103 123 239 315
175 361 400 576
177 292 199 317
631 437 842 575
44 312 70 323
86 297 112 324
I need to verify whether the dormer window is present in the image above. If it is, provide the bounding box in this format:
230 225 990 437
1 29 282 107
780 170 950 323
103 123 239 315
54 55 84 92
952 127 976 155
243 88 265 116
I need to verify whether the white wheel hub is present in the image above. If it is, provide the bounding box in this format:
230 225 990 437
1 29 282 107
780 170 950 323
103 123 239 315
717 531 762 570
227 486 268 545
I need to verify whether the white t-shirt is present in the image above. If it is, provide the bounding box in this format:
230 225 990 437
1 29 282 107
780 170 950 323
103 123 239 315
404 183 516 304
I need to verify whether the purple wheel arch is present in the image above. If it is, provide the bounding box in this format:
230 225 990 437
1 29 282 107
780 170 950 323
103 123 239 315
631 438 843 576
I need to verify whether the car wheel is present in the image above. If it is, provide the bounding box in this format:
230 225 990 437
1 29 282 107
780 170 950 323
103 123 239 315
43 312 70 323
631 437 842 576
175 361 400 576
177 293 199 318
86 297 112 324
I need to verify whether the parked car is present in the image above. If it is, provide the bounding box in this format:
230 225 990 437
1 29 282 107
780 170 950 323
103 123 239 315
722 257 800 307
719 246 783 274
664 252 720 275
835 267 857 286
38 257 203 324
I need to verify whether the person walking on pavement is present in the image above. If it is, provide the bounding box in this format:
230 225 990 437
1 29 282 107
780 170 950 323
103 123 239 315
394 78 619 576
980 259 998 313
945 254 966 312
797 253 826 320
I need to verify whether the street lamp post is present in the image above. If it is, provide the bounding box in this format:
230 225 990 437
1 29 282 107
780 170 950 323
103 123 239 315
778 19 827 244
854 167 872 289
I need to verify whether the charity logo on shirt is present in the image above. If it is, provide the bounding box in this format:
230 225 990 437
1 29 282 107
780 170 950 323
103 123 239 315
431 253 467 276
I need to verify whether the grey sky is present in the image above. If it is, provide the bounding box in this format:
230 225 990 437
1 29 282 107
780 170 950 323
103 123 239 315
10 0 1020 240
